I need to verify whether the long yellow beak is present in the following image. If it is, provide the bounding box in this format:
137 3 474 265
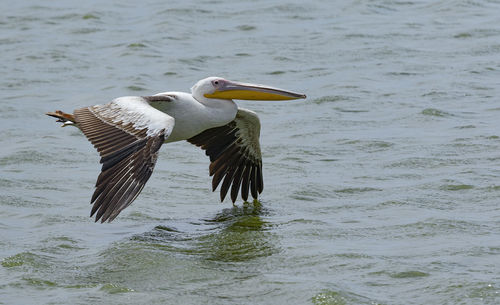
204 80 306 101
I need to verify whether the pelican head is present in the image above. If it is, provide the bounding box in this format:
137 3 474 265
192 77 306 101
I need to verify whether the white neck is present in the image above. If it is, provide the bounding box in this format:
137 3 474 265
195 96 238 128
154 92 238 143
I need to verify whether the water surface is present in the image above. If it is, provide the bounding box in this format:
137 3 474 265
1 0 500 304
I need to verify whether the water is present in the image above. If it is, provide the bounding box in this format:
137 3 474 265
1 0 500 304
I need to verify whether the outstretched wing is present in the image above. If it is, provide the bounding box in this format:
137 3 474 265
73 96 174 223
187 108 263 203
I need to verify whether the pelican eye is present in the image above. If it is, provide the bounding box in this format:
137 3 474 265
212 79 224 87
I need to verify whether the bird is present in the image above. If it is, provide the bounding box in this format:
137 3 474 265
47 77 306 223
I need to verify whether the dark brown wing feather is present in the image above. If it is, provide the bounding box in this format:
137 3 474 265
187 108 263 203
73 104 170 223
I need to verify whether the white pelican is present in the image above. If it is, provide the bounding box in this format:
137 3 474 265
47 77 306 223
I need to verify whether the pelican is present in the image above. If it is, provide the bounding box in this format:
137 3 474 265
47 77 306 223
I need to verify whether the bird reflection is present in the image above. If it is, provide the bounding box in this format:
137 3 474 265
196 201 278 262
129 201 278 262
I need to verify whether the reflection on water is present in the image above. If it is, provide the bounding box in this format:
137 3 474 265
0 204 278 302
127 202 277 262
62 203 279 300
198 202 278 262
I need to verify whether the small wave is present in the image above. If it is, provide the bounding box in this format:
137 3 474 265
236 25 256 31
440 184 474 191
335 187 382 194
100 283 135 294
0 150 54 166
82 13 99 20
390 270 430 278
126 85 147 91
421 108 453 117
127 43 147 48
313 95 353 104
312 290 376 305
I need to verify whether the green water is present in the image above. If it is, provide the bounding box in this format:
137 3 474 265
1 0 500 304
